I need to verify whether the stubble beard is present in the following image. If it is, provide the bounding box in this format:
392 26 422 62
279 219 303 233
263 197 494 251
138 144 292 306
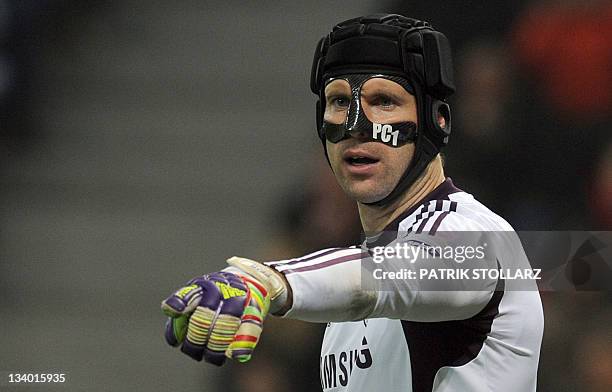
337 175 396 204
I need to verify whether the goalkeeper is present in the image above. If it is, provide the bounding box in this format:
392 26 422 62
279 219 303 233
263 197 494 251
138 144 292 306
162 14 543 392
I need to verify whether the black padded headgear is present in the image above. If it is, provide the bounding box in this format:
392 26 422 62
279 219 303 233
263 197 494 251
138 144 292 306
310 14 455 206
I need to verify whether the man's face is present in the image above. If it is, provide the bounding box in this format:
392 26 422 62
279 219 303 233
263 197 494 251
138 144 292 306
324 77 417 204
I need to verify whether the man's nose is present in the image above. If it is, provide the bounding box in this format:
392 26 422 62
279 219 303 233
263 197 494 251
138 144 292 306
347 128 370 141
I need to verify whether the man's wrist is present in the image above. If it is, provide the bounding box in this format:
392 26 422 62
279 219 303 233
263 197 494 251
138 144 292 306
225 256 292 315
269 269 293 316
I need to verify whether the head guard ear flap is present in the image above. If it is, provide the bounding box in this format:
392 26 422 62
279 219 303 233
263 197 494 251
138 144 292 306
312 37 328 146
420 31 455 99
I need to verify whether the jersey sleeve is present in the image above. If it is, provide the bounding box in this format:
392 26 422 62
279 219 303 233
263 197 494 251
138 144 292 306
264 247 375 322
267 212 501 323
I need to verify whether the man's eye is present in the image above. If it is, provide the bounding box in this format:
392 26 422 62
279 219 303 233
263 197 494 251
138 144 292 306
329 96 350 107
375 96 395 107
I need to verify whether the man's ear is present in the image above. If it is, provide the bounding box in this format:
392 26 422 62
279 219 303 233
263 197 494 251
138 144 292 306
437 111 447 129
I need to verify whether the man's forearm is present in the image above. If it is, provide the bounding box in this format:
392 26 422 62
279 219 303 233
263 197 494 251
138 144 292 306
265 247 377 322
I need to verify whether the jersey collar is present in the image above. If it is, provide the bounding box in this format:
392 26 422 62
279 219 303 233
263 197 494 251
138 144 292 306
364 177 461 248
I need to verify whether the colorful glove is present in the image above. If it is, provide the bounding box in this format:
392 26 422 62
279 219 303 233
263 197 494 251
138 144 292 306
161 257 289 365
162 270 269 365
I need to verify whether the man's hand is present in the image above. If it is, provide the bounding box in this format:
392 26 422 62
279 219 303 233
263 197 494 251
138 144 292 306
161 271 270 365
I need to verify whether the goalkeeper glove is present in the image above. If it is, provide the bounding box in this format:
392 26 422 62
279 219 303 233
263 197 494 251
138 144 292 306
161 257 288 365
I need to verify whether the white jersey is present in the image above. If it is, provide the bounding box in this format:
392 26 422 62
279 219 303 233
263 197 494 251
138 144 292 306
267 179 543 392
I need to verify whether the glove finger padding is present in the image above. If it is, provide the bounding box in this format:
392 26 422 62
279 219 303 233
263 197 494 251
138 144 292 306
164 314 190 347
162 282 205 347
226 276 270 362
184 301 242 365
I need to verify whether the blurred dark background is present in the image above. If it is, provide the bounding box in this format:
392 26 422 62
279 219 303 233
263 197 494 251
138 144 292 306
1 1 610 391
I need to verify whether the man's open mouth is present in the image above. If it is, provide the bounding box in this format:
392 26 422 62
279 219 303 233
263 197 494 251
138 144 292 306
345 156 379 165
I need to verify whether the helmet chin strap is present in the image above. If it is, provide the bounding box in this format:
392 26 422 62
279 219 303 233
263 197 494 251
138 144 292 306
364 133 439 207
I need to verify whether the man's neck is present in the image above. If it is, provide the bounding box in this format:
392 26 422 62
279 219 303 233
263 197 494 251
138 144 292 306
358 156 445 233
